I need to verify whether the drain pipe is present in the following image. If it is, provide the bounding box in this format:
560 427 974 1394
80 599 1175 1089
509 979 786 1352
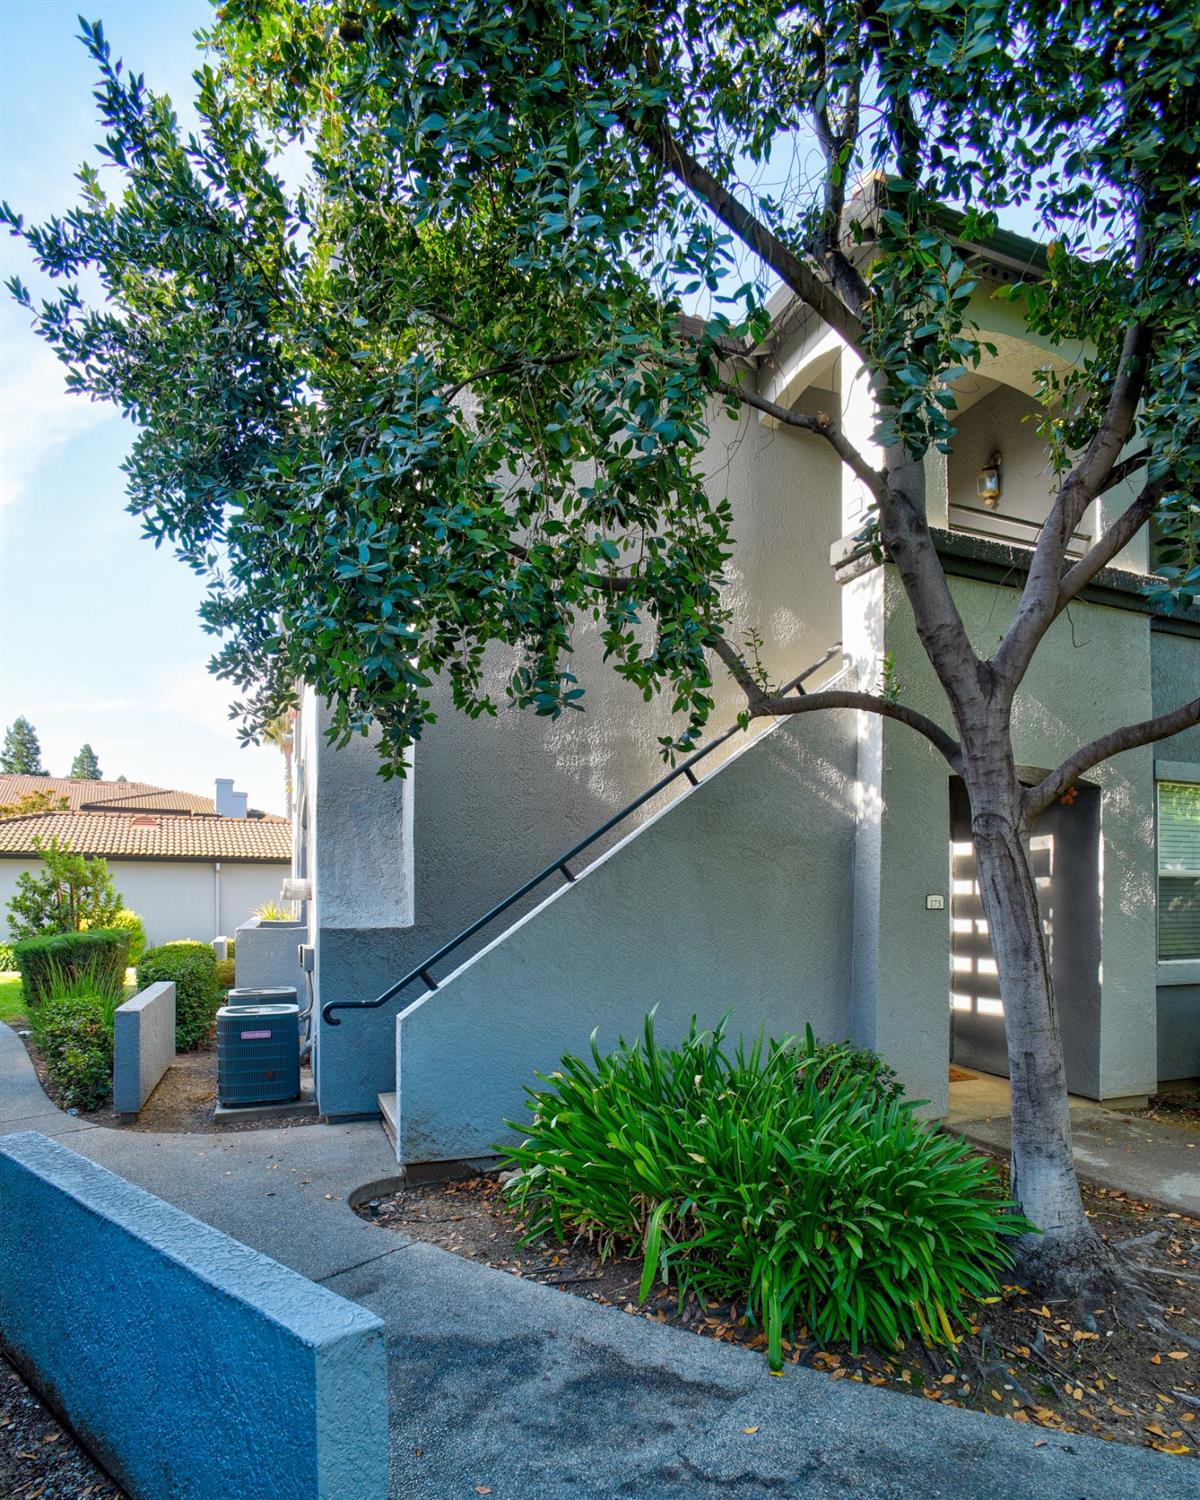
213 860 221 939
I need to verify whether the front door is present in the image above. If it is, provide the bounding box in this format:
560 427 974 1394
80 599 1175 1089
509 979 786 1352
949 778 1101 1092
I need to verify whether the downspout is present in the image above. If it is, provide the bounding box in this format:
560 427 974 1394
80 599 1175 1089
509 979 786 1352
213 860 221 940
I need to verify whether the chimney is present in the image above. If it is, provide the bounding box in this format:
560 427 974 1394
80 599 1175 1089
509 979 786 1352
215 778 248 819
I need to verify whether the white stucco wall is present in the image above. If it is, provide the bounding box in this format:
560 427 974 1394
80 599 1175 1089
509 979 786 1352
0 858 287 949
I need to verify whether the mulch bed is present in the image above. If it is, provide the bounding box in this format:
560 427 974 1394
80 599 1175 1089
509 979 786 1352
1147 1084 1200 1132
13 1031 315 1134
0 1356 124 1500
358 1161 1199 1459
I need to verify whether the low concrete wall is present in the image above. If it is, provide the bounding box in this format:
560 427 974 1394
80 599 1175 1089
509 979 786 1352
112 981 176 1117
0 1131 386 1500
395 710 858 1164
235 915 307 993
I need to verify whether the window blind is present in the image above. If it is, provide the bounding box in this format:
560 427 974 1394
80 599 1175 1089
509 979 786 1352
1158 781 1200 961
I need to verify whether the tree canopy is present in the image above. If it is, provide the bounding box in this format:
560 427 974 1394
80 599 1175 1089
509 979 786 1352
70 743 103 780
4 0 1195 775
1 717 47 777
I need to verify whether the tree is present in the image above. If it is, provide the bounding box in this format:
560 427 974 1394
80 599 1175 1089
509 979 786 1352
263 711 295 819
1 717 47 776
69 743 103 780
7 836 125 940
3 2 1197 1306
0 789 69 820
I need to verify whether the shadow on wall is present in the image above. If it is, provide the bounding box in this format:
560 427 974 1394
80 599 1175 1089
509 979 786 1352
394 709 863 1165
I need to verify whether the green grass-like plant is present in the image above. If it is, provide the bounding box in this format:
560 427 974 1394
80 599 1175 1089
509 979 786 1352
504 1015 1029 1370
28 961 125 1112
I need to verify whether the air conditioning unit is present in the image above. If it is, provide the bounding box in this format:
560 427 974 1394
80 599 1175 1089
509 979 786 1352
225 986 299 1010
216 1004 300 1106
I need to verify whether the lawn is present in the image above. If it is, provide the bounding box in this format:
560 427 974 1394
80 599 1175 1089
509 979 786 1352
0 974 26 1025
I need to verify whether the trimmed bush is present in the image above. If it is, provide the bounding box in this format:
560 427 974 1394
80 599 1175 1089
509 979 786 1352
13 928 130 1008
137 942 222 1050
0 942 14 972
29 982 118 1113
504 1015 1029 1369
214 957 236 990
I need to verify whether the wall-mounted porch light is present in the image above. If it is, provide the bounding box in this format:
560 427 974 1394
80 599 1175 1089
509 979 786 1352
977 451 1002 509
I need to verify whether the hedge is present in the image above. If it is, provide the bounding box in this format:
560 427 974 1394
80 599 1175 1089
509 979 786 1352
29 991 114 1112
137 941 223 1051
13 928 130 1008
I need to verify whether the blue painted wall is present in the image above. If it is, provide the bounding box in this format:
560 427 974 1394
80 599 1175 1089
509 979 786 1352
0 1131 386 1500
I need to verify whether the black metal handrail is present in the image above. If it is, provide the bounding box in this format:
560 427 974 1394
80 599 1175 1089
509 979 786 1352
322 642 842 1024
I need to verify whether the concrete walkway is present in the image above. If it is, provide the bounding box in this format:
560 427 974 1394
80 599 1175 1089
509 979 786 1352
1 1023 1193 1499
949 1070 1200 1216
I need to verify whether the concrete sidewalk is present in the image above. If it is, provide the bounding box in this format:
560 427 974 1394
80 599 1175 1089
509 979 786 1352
1 1022 1193 1499
948 1069 1200 1216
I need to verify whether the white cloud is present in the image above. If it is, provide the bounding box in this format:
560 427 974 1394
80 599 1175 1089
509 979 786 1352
0 337 114 508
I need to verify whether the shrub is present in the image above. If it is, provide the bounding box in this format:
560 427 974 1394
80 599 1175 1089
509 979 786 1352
215 957 235 990
7 836 124 939
137 941 222 1050
28 965 123 1112
803 1033 906 1105
99 908 146 966
14 928 130 1008
0 942 14 972
254 901 297 921
504 1015 1028 1370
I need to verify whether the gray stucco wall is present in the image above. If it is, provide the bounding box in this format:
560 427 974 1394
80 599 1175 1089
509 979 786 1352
309 397 847 1116
393 708 859 1163
0 1130 386 1500
872 568 1161 1100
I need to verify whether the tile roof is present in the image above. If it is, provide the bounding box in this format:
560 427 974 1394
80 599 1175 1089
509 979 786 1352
0 775 289 861
0 774 284 821
0 810 291 862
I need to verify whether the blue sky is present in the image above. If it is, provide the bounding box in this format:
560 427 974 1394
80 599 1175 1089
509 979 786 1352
0 0 287 812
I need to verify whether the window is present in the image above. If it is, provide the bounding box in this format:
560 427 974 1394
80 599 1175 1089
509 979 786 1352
1158 781 1200 961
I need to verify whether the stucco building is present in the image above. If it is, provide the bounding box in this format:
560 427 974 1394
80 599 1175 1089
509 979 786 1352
0 775 291 948
258 218 1199 1159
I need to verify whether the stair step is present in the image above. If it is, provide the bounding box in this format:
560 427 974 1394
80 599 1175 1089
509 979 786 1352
378 1091 397 1153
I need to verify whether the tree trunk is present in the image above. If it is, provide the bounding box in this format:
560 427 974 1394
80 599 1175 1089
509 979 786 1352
969 796 1108 1290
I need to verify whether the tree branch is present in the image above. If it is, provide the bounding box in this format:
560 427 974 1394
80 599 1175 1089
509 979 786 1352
712 637 962 770
1023 697 1200 822
715 378 883 496
1055 479 1162 610
633 119 867 357
992 321 1153 690
762 687 963 770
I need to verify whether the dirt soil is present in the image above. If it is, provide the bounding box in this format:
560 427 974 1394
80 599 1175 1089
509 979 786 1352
358 1162 1199 1460
15 1032 315 1134
1147 1083 1200 1132
0 1356 124 1500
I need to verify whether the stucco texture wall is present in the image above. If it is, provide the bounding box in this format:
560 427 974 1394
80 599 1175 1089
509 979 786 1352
0 858 285 949
394 708 858 1164
310 397 847 1116
875 569 1160 1100
0 1130 386 1500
